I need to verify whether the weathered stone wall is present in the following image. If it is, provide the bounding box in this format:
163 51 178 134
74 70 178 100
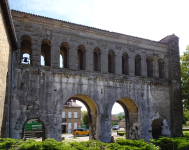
0 3 12 137
10 10 182 142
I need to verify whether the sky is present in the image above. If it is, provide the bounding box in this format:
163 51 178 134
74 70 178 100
9 0 189 114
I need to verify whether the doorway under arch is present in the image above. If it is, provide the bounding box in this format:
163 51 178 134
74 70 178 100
62 94 99 140
113 97 140 140
151 119 163 138
22 119 46 141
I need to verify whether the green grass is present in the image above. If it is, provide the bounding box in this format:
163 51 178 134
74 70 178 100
183 131 189 134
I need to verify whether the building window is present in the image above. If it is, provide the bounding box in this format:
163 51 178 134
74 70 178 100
135 54 141 76
122 52 129 75
68 112 72 118
158 58 164 78
74 112 77 118
20 35 31 64
146 57 153 77
108 50 115 73
74 123 77 129
62 112 65 118
93 48 101 71
41 40 51 66
68 123 72 133
60 42 69 68
77 45 85 70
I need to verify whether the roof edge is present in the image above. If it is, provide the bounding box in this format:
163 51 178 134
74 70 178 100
11 10 168 48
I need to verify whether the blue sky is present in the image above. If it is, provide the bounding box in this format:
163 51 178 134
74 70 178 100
9 0 189 114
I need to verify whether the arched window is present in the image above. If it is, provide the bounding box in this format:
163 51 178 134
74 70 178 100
108 50 115 73
20 35 31 64
60 43 69 68
77 45 85 70
93 48 101 72
146 57 153 77
122 52 129 75
158 58 164 78
135 54 141 76
151 119 163 138
41 40 51 66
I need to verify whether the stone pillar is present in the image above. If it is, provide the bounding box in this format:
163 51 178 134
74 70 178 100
101 50 108 74
31 40 41 67
85 46 93 72
99 114 111 143
164 56 169 80
153 55 159 79
115 52 122 75
51 43 59 68
141 55 147 77
160 34 183 137
69 43 77 70
128 53 135 76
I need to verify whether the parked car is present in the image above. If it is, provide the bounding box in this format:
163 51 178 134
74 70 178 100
72 128 89 137
112 125 120 130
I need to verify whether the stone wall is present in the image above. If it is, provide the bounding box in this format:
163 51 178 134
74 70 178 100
10 10 182 142
0 3 12 137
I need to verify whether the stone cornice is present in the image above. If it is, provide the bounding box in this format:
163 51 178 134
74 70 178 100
11 10 168 49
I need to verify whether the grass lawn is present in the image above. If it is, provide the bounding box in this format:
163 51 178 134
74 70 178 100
183 131 189 134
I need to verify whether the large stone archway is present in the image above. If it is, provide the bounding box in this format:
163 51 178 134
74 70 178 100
115 97 140 140
66 95 99 140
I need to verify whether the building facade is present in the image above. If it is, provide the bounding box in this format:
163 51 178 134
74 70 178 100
1 9 182 143
0 0 17 138
62 100 81 133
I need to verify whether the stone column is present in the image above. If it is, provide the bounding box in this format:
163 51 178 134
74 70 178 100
85 46 93 72
160 34 183 137
141 55 147 77
51 43 59 68
69 42 77 70
31 40 41 67
128 53 135 76
115 52 122 75
153 54 159 79
101 49 108 74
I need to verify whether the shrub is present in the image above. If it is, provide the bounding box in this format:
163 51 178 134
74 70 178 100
117 132 125 136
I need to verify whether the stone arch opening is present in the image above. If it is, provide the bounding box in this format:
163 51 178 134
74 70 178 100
146 56 153 77
22 118 45 141
108 50 115 73
122 52 129 75
60 42 69 68
41 39 51 66
151 119 163 138
135 54 141 76
93 48 101 72
158 58 164 79
77 45 85 70
114 98 140 140
20 35 31 64
62 94 99 140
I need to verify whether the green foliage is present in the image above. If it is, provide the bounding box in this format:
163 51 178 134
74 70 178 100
181 46 189 111
111 121 118 127
117 132 125 136
153 136 189 150
116 113 125 121
82 112 89 128
2 137 189 150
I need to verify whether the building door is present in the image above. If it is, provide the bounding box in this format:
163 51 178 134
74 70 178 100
62 125 66 133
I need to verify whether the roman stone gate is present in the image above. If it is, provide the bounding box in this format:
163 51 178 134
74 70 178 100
10 10 183 143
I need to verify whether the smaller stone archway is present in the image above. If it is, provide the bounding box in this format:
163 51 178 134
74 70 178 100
22 119 46 141
63 94 99 140
151 119 163 138
113 98 140 140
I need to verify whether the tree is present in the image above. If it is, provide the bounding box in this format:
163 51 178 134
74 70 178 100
116 113 125 121
82 112 89 127
181 45 189 111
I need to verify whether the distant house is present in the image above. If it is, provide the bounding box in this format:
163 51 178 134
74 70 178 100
61 100 82 133
119 118 125 128
111 115 119 123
